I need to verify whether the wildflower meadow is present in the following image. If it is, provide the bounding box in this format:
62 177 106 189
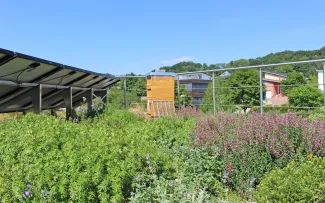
0 107 324 202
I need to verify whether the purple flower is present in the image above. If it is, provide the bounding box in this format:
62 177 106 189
27 183 32 188
223 172 229 177
22 194 27 199
222 178 227 183
248 187 254 192
25 190 30 197
75 118 79 123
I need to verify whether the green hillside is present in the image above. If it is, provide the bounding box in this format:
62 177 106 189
159 46 325 76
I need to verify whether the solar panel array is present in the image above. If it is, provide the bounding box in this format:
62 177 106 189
0 48 120 113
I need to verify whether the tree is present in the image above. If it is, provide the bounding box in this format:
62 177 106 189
226 69 264 106
107 88 140 109
118 73 146 98
280 71 307 95
175 84 192 109
275 65 294 73
288 86 323 107
201 78 234 112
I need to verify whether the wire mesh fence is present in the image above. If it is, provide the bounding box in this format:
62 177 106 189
109 60 325 116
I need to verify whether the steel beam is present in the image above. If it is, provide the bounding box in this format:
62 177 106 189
123 79 127 108
259 68 263 114
323 62 325 108
63 87 73 120
177 76 180 110
31 85 42 114
212 72 216 116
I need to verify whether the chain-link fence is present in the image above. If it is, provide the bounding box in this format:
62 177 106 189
109 60 325 116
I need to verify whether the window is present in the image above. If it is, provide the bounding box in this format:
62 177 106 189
192 83 208 92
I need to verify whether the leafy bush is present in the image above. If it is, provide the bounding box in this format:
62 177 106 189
130 147 234 202
0 109 194 202
280 71 307 95
254 157 325 202
288 85 324 107
309 107 325 121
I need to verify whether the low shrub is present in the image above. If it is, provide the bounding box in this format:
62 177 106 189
254 156 325 202
130 147 226 202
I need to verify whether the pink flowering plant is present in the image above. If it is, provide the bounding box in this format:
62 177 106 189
191 111 325 197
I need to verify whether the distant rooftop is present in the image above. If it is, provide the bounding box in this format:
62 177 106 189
178 73 212 80
145 72 176 77
262 70 287 77
219 71 231 78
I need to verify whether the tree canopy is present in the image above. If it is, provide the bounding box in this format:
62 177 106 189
280 71 307 95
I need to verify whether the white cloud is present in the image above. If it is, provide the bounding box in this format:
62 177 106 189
160 56 194 65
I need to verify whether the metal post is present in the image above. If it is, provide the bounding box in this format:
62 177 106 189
63 87 73 120
212 72 216 116
30 84 42 114
323 62 325 107
177 76 180 110
123 79 127 108
86 89 93 113
259 68 263 114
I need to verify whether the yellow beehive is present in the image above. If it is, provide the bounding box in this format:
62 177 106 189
146 72 175 117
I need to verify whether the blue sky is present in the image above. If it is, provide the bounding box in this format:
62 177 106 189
1 0 325 75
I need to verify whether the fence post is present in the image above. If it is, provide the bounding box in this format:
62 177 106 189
123 79 127 109
323 62 325 108
212 72 216 116
259 68 263 114
177 75 180 110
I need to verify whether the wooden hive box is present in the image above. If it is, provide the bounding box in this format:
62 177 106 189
146 72 176 117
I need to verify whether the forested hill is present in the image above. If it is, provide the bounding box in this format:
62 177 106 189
159 46 325 76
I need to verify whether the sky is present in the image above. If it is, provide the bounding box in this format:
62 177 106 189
1 0 325 75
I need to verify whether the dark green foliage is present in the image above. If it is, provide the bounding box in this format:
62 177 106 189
175 84 193 109
130 147 225 202
254 157 325 202
201 78 235 112
202 69 264 112
288 86 324 107
226 69 263 106
160 62 226 73
280 71 307 95
160 47 325 77
107 88 140 109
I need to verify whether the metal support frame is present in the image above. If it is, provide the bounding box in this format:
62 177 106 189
93 89 107 108
259 68 263 114
177 76 180 110
0 85 42 114
123 79 127 108
31 85 42 114
212 72 216 116
62 87 73 120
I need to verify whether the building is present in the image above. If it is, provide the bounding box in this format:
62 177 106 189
317 70 324 91
262 71 288 106
178 73 212 106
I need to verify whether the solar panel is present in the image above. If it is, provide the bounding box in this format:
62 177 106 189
0 48 120 116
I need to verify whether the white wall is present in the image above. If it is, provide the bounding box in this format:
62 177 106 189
318 70 324 91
